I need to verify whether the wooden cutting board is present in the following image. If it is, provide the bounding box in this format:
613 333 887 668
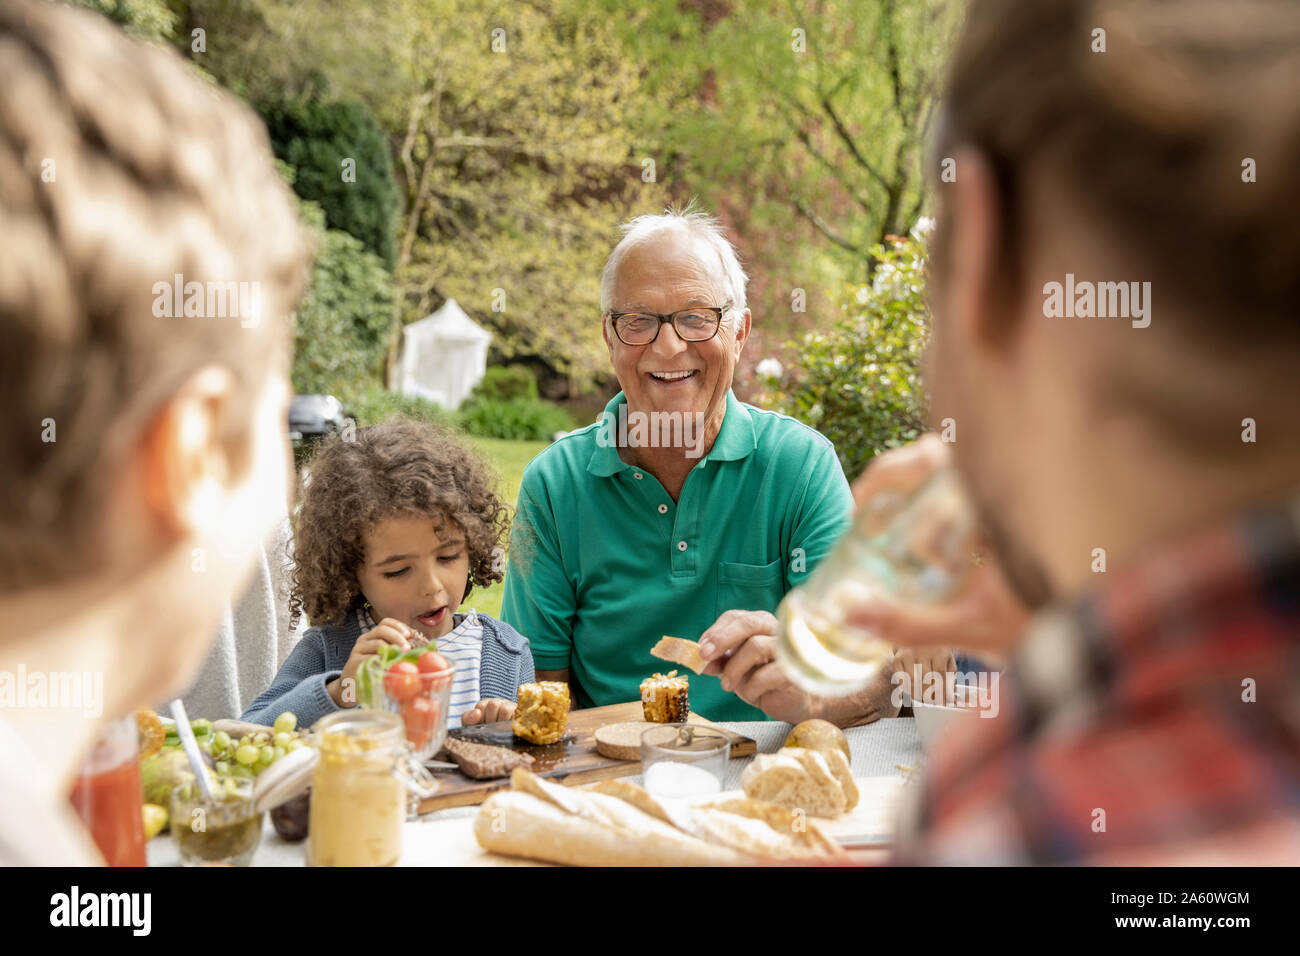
415 701 755 813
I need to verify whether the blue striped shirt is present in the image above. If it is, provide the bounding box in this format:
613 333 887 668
437 611 485 728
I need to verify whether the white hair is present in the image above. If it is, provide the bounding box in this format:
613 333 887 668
600 203 748 332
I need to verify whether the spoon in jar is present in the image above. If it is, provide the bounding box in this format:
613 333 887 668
168 698 215 802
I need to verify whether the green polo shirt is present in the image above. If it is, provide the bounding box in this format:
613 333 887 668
501 390 853 721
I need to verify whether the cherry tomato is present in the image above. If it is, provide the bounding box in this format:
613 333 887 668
383 661 420 702
404 695 440 743
416 651 451 675
416 651 453 691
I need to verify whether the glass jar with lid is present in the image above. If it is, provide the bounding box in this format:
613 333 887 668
307 710 437 867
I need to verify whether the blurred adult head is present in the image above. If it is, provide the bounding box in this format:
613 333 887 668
924 0 1300 607
0 0 312 721
600 205 752 446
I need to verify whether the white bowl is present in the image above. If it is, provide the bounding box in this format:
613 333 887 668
909 684 980 753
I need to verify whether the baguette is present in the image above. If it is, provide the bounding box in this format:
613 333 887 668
474 791 746 866
473 769 848 865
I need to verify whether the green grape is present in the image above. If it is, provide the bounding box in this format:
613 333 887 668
253 733 270 746
272 732 292 749
212 731 231 752
286 739 305 753
273 712 298 735
272 746 286 762
234 744 258 766
257 745 274 765
215 760 231 775
198 738 213 755
229 764 254 779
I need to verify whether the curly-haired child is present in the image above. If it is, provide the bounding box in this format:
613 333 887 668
243 420 534 729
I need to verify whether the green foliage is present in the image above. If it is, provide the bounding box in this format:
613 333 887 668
763 230 932 483
470 365 539 404
73 0 177 40
343 384 453 429
242 0 670 392
615 0 959 270
288 189 396 400
261 95 400 268
462 436 552 619
458 397 576 442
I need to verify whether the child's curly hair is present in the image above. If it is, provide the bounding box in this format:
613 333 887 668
290 420 510 627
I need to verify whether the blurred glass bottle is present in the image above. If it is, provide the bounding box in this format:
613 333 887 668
774 465 978 695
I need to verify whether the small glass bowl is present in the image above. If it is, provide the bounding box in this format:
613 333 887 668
640 724 730 799
376 663 455 761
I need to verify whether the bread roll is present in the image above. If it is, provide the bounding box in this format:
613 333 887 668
740 747 852 817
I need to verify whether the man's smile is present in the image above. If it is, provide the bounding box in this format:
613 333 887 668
647 369 700 385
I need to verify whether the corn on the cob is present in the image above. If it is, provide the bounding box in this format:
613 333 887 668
512 681 571 744
640 671 690 723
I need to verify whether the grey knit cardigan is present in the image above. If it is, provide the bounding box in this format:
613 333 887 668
241 609 535 729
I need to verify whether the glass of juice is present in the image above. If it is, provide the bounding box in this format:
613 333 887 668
68 715 147 867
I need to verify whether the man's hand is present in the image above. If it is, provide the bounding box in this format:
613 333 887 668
892 645 957 705
698 609 899 727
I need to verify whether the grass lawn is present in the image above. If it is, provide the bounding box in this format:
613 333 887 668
463 436 552 620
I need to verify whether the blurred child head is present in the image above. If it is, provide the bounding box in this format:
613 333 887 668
291 420 510 640
0 0 312 711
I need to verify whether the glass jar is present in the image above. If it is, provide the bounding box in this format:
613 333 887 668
640 724 730 799
307 710 436 866
170 776 262 866
68 715 146 867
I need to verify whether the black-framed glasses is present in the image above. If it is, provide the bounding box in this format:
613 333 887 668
607 302 730 346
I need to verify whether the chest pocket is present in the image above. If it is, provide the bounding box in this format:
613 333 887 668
716 558 785 618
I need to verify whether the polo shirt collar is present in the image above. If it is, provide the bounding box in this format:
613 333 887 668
587 389 756 477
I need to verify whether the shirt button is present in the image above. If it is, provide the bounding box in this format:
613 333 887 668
657 504 668 514
677 540 688 552
633 472 643 480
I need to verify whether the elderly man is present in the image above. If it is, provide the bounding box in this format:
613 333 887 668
501 207 897 724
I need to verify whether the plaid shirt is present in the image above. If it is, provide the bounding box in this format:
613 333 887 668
895 490 1300 865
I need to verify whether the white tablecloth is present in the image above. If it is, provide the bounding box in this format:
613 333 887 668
148 717 924 866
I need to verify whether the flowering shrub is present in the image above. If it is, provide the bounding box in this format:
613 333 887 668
763 227 931 482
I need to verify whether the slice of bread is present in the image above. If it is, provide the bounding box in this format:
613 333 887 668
650 636 707 675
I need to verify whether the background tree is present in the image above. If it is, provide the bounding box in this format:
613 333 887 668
598 0 959 382
260 94 401 268
282 169 396 399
